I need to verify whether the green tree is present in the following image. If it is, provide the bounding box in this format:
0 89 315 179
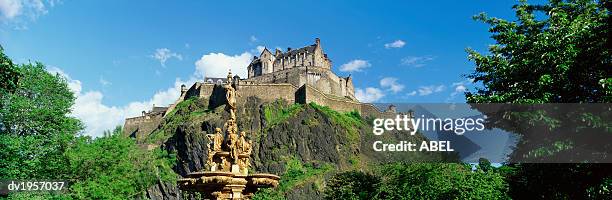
465 0 611 199
0 46 20 95
466 0 610 104
0 62 83 180
65 126 176 200
0 51 176 199
324 171 380 200
374 163 509 200
478 158 492 173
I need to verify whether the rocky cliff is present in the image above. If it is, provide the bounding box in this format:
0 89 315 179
139 96 443 199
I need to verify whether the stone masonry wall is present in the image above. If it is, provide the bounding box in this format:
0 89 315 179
186 83 297 108
299 84 363 113
123 114 163 141
244 66 353 100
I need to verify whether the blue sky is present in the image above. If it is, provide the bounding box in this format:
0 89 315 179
0 0 527 136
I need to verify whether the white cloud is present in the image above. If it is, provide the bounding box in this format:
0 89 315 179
355 87 384 103
47 66 191 137
384 40 406 49
454 85 466 93
400 56 434 67
250 45 265 55
407 91 417 96
339 59 370 72
249 35 258 43
379 77 404 93
0 0 57 29
99 76 111 86
417 85 445 96
151 48 183 67
46 47 265 137
0 0 22 19
195 52 253 79
447 79 474 101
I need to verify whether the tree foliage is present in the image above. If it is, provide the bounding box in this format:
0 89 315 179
0 61 83 180
466 0 610 103
465 0 611 199
0 50 176 200
324 171 380 200
0 46 20 95
324 163 509 200
65 127 176 199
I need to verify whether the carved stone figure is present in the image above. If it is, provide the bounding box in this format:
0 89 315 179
238 131 251 154
205 133 216 168
206 149 215 170
213 127 223 151
226 125 239 164
224 72 237 121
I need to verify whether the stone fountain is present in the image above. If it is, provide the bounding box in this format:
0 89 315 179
177 71 280 200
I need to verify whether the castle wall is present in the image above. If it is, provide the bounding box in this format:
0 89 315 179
187 82 297 108
126 80 382 141
123 114 163 141
295 84 389 118
298 84 363 113
235 83 297 104
244 66 354 100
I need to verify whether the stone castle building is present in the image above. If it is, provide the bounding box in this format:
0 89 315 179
124 38 387 138
245 38 356 101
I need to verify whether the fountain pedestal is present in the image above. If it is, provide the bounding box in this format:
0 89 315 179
177 152 280 199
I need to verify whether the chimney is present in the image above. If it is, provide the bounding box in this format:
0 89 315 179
315 38 321 46
180 84 187 95
275 49 281 56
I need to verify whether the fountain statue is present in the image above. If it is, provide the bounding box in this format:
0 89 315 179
177 71 280 199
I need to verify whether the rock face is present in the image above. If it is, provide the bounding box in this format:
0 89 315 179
141 96 435 199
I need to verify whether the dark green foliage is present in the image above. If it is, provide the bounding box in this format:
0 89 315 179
325 171 380 200
65 126 176 199
0 46 20 95
324 163 509 200
478 158 492 172
465 1 611 199
506 163 612 199
466 0 610 103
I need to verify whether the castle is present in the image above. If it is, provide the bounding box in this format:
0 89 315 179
124 38 388 139
245 38 356 101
